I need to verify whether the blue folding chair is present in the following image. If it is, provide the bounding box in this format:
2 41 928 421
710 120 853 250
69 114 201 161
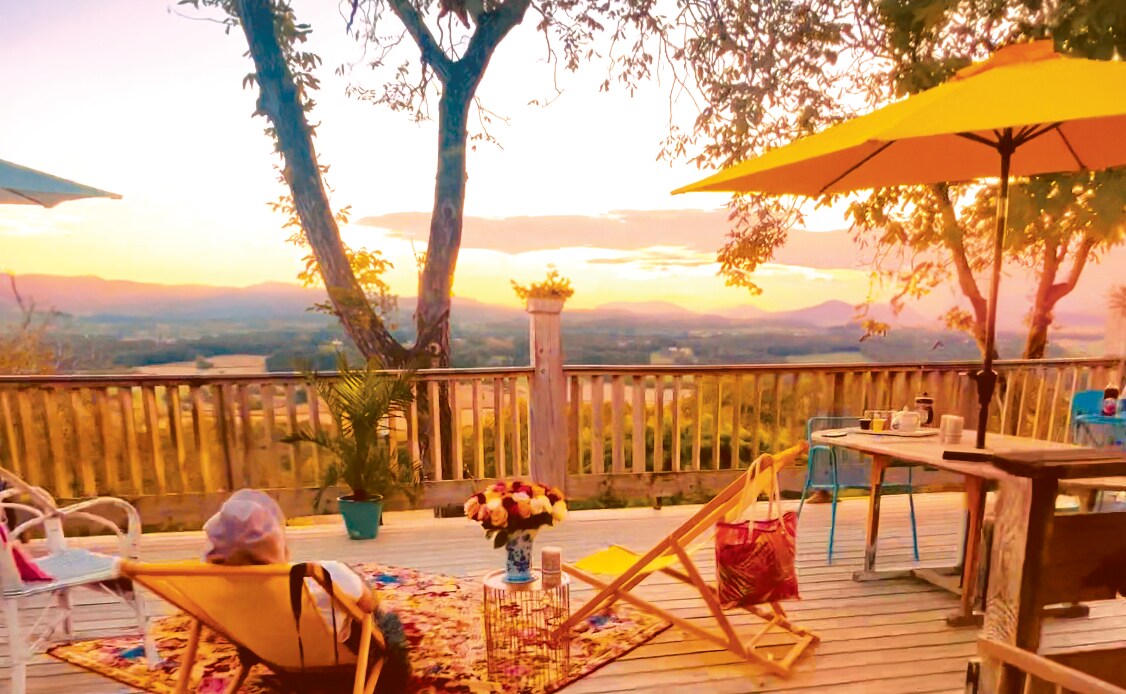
799 416 920 564
1070 389 1104 440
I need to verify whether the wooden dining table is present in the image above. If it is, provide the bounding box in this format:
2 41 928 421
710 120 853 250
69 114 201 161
810 428 1076 626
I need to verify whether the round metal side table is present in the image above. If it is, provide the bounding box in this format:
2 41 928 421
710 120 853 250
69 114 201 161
482 569 571 689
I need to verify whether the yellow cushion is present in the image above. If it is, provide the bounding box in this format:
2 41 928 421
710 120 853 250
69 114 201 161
572 545 683 576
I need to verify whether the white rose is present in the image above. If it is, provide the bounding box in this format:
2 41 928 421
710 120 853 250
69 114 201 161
551 500 568 523
530 496 552 515
512 491 530 502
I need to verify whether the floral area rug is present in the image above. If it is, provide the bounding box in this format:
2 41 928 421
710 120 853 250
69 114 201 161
49 563 668 693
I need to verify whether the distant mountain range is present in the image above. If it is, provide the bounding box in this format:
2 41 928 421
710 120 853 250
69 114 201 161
0 273 954 331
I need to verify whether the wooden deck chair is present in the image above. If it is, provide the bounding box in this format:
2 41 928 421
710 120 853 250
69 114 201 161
121 560 386 694
555 442 818 678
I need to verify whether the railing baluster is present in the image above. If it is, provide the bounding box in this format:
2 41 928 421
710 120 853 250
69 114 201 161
632 375 645 473
691 376 702 471
16 389 41 486
215 384 235 491
749 375 763 460
472 379 485 479
190 385 213 492
1031 368 1047 441
1045 367 1063 442
141 385 167 495
509 377 521 476
284 384 303 487
713 376 723 471
70 389 97 498
654 377 665 472
93 388 118 494
119 387 143 495
567 376 579 475
408 383 421 476
611 374 625 474
771 374 782 451
1 390 22 479
590 375 604 474
260 383 281 488
449 380 463 479
307 382 322 483
43 388 72 498
425 378 443 482
730 375 742 469
1015 368 1031 437
495 379 508 478
236 384 254 488
165 385 189 493
1064 366 1081 443
671 375 682 473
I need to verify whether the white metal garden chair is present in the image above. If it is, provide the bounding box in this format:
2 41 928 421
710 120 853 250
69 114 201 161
0 467 157 694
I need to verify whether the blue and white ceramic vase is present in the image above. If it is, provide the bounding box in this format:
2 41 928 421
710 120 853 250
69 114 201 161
504 529 537 583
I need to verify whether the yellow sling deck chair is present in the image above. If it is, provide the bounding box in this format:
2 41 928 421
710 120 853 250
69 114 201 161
121 560 385 694
555 442 817 677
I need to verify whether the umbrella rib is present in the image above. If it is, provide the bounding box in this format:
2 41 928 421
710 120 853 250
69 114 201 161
955 132 1000 149
1049 124 1087 169
3 188 48 206
817 141 895 196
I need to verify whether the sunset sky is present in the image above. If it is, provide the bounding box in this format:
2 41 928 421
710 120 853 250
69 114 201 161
0 1 1118 321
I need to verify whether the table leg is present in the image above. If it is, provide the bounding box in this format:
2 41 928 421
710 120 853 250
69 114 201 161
947 475 986 627
852 455 889 581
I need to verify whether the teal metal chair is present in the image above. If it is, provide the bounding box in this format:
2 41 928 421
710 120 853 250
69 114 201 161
798 416 919 564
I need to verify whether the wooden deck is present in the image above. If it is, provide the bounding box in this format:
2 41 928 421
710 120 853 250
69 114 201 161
8 492 1126 693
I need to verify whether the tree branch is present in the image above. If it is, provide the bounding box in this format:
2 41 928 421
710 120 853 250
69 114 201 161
387 0 456 83
934 185 988 325
461 0 531 81
235 0 406 364
1049 235 1098 304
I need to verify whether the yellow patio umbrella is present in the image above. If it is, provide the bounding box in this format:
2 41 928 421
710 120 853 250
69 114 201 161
675 40 1126 449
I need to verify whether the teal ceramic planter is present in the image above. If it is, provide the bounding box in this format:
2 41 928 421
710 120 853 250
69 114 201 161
338 495 384 540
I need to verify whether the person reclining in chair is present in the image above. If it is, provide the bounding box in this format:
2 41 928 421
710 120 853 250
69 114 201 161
202 489 409 691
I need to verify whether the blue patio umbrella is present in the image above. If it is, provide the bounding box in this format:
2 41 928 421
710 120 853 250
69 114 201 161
0 158 120 207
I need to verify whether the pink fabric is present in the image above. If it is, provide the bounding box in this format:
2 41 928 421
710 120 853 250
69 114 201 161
0 522 53 582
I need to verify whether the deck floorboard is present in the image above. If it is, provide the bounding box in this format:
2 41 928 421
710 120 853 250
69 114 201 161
6 491 1124 693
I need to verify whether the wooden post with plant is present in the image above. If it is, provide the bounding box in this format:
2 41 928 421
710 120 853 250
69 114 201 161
514 271 572 492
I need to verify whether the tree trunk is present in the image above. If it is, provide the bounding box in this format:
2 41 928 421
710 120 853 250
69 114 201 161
413 82 472 478
235 0 406 365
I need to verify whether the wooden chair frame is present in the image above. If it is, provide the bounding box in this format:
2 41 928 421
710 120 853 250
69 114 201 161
556 442 818 678
122 561 385 694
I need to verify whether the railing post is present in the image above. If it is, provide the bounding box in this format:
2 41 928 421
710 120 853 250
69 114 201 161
526 298 567 491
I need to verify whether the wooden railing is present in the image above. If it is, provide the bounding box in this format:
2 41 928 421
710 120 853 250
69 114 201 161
563 357 1125 477
968 639 1126 694
0 357 1120 528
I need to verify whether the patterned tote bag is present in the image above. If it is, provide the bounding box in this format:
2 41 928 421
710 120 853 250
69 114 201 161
715 457 800 609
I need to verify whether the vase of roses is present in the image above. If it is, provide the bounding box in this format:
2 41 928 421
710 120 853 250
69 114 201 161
465 481 567 583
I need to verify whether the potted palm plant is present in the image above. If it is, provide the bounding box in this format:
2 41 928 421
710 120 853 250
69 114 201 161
285 357 420 540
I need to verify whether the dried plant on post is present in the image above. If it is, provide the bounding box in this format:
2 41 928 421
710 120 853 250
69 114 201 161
284 356 421 539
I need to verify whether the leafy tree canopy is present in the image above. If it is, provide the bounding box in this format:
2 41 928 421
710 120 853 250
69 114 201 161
674 0 1126 358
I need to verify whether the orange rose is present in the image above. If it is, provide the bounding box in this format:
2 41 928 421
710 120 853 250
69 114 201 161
516 499 532 518
490 505 509 528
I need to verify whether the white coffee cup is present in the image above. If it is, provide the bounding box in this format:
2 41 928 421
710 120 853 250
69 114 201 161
940 415 964 444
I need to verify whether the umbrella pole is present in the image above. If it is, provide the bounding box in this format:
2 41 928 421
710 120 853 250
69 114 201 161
974 137 1014 449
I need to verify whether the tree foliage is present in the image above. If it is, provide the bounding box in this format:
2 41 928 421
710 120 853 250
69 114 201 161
0 275 67 375
674 0 1126 358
